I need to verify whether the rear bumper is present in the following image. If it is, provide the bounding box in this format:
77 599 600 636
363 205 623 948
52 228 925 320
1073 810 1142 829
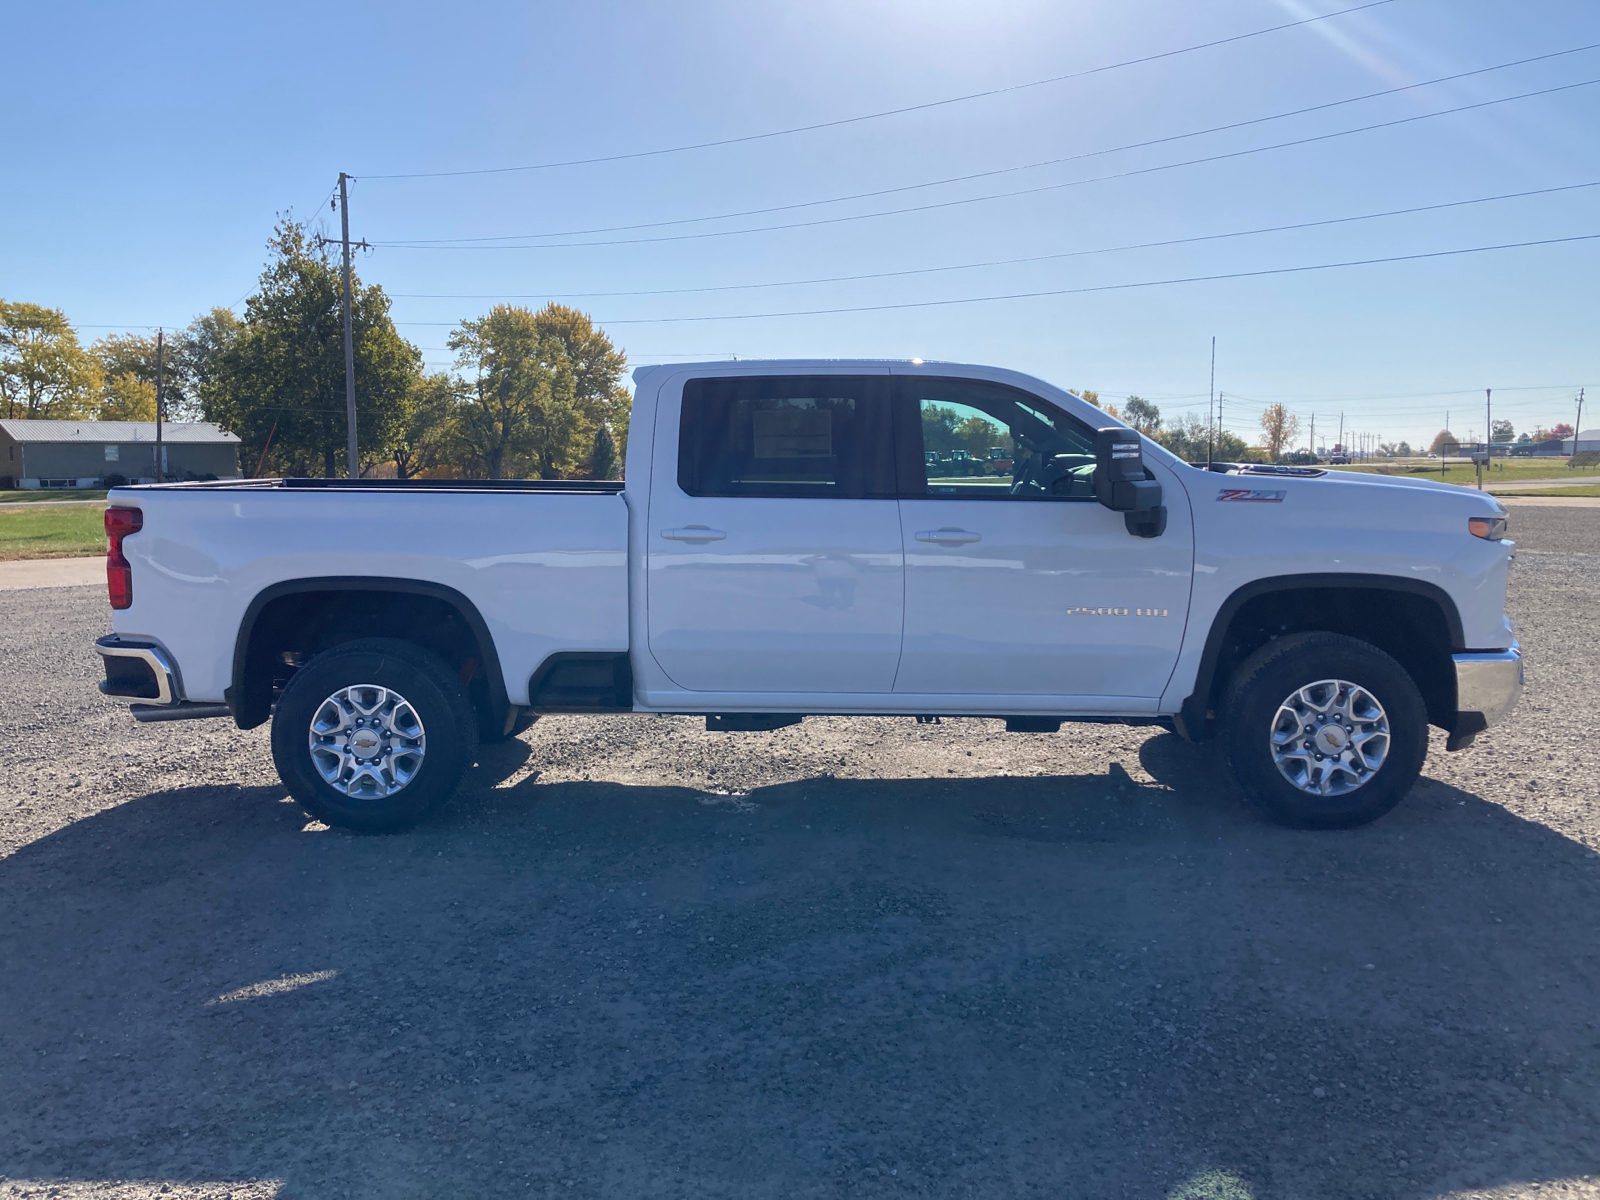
95 635 178 705
1449 641 1523 749
93 636 233 722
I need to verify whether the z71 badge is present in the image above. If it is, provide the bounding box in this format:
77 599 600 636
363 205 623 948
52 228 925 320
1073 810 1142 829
1217 488 1286 503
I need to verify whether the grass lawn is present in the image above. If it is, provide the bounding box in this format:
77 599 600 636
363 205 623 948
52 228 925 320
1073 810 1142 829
1492 484 1600 498
0 488 109 504
1325 460 1589 486
0 504 107 559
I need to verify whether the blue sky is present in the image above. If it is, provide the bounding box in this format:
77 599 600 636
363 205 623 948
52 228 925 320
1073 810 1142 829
3 0 1597 448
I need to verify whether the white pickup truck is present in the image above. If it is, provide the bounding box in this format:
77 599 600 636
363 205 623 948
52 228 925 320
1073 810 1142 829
94 359 1522 832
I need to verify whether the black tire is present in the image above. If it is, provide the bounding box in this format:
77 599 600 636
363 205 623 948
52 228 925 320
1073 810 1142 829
270 637 478 833
1220 632 1428 830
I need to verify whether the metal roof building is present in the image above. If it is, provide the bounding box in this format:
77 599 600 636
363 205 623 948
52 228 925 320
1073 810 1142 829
0 420 242 489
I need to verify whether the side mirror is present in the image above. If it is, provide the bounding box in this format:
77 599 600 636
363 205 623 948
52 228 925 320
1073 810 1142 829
1094 427 1166 538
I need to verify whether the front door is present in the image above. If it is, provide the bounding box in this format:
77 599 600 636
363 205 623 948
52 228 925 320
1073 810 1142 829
894 376 1193 702
646 373 904 693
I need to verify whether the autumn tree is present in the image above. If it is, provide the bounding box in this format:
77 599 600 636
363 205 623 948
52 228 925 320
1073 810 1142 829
0 301 100 419
1429 430 1460 456
1259 403 1300 461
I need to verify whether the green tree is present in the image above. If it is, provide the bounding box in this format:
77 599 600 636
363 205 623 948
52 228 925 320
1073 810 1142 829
388 372 460 479
530 303 630 448
0 300 101 419
209 221 419 476
449 305 579 479
1258 403 1300 461
99 373 157 421
589 424 620 480
1155 413 1246 462
175 308 242 423
92 331 187 421
1490 418 1515 444
1122 395 1161 435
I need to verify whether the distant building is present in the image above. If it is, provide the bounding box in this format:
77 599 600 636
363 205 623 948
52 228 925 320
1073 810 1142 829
1561 429 1600 454
0 420 241 489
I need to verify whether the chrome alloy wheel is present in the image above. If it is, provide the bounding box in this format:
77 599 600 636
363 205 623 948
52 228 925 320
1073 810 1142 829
307 684 426 800
1269 679 1390 797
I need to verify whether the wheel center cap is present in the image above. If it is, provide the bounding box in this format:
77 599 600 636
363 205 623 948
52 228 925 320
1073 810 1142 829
1316 725 1350 754
350 728 384 757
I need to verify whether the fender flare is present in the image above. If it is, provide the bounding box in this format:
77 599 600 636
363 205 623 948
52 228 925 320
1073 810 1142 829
228 576 509 731
1176 572 1465 739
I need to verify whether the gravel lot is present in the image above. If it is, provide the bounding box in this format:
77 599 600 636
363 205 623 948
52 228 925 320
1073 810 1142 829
2 507 1598 1200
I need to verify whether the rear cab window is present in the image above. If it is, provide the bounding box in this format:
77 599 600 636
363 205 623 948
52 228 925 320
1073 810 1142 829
677 375 897 499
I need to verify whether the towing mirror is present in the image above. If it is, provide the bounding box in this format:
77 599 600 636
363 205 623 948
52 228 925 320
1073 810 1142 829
1094 427 1166 538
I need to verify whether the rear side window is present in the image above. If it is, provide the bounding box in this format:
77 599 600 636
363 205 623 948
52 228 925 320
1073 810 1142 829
677 375 896 499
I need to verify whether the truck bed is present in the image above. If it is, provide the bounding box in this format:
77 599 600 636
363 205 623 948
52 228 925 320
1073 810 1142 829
107 480 631 708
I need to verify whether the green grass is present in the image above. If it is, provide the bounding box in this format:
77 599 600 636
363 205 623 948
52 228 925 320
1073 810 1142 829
0 503 107 559
1491 484 1600 498
0 488 109 504
1325 460 1588 485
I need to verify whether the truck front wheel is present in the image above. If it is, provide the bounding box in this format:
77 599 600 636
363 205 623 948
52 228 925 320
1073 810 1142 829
269 638 478 833
1221 632 1428 829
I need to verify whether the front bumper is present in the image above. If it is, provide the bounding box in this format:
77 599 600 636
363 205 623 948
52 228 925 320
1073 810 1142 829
1448 640 1523 749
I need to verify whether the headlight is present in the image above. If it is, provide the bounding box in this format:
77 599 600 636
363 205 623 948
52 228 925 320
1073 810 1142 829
1468 515 1508 540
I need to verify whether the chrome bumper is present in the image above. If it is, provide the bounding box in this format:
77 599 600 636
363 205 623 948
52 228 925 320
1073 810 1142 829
1450 640 1523 748
95 635 178 706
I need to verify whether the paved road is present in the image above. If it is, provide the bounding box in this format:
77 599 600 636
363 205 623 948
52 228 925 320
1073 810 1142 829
1484 475 1600 492
0 556 103 590
1 510 1597 1199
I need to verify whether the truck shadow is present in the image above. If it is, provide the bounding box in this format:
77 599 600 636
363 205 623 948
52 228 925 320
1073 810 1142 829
1 762 1596 1199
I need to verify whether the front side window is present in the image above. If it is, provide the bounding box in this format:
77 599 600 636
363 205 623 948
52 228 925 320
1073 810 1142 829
678 375 896 499
905 378 1098 499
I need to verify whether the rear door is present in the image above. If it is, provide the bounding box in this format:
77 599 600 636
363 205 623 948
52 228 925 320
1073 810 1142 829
894 375 1193 701
646 372 904 693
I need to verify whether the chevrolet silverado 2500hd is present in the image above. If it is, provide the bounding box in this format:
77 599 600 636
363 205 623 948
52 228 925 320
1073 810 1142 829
94 360 1522 832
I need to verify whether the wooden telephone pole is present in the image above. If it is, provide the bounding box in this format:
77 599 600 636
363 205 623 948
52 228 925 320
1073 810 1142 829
315 174 369 478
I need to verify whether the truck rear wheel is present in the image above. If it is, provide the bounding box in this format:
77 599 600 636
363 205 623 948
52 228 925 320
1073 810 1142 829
269 638 478 833
1220 632 1428 829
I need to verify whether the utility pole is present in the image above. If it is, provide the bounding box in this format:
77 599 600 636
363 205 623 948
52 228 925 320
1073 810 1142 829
154 329 165 482
1337 412 1344 456
1309 413 1316 460
338 173 359 479
315 174 370 479
1207 336 1215 468
1576 388 1587 459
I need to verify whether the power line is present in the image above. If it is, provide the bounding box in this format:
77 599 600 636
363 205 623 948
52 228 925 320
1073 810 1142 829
387 181 1600 302
377 44 1600 245
359 0 1402 180
373 77 1600 251
387 232 1600 326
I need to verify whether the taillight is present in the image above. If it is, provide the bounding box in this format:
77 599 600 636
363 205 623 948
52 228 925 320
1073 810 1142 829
105 507 143 610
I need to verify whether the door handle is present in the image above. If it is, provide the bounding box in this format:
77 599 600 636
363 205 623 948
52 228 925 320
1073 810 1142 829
660 525 727 543
915 528 981 545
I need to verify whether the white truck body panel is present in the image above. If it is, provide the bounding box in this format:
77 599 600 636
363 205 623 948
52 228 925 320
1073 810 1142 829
108 358 1514 729
113 489 630 706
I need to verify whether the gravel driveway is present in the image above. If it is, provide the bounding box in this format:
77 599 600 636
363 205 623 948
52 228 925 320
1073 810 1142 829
2 508 1597 1200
